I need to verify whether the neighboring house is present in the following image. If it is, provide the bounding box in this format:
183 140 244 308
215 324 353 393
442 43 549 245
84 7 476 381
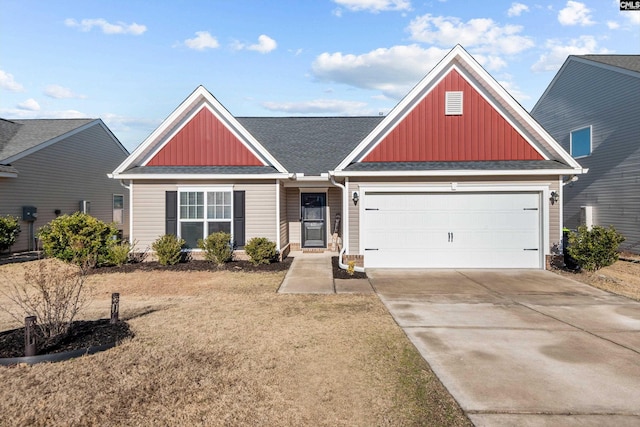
0 118 130 252
531 55 640 254
111 45 585 269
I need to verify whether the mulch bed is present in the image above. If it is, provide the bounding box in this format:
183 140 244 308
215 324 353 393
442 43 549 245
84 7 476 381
332 256 368 279
88 257 294 275
0 319 133 359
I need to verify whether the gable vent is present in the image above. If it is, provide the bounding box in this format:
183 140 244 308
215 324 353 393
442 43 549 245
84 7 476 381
445 91 463 115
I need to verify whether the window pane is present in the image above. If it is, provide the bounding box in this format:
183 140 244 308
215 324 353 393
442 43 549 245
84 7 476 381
181 222 203 249
208 222 231 235
215 192 224 204
180 193 187 204
180 206 188 218
223 206 231 219
113 195 124 209
216 206 223 218
207 206 215 218
224 192 231 205
571 127 591 158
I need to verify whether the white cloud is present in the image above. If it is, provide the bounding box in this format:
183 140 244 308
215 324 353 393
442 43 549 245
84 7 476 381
44 84 86 99
507 3 529 17
407 14 534 55
0 107 87 119
64 18 147 35
184 31 220 50
622 10 640 25
17 98 40 111
312 44 449 98
472 54 508 71
332 0 411 13
261 99 370 115
0 70 25 92
531 36 611 72
248 35 277 53
557 1 594 26
606 21 620 29
496 75 530 102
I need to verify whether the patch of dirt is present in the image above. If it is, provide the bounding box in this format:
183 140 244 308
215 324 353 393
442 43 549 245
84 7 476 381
332 256 368 279
89 257 293 275
0 319 133 359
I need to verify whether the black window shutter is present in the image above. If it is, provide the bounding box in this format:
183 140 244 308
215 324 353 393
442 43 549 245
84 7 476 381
233 191 245 247
166 191 177 236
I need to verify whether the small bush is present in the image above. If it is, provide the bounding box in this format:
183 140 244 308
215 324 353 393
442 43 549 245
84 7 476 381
347 260 356 276
198 232 233 266
244 237 277 266
38 212 117 267
0 215 21 252
0 259 90 343
152 234 185 266
107 239 136 266
567 225 625 272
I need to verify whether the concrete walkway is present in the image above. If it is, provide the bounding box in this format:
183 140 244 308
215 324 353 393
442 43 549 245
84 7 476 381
370 269 640 426
278 251 373 294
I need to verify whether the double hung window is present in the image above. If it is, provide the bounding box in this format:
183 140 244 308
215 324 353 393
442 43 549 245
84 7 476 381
179 188 232 248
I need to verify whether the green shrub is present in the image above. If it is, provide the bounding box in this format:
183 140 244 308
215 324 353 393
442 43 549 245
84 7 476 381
244 237 277 266
198 232 233 266
0 215 21 252
38 213 117 267
107 239 135 266
152 234 185 266
567 225 625 272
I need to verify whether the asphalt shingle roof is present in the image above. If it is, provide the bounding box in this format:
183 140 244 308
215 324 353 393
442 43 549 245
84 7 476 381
577 55 640 74
0 118 94 162
237 117 384 175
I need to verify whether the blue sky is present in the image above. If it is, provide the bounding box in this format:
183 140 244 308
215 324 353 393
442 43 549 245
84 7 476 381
1 0 638 152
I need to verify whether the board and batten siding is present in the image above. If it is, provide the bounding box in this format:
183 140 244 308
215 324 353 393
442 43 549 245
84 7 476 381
532 59 640 253
0 123 129 252
347 176 560 256
130 180 277 251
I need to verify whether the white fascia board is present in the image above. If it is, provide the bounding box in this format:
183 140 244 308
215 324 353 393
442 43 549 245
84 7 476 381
113 86 288 175
332 168 586 178
111 173 290 180
3 119 101 164
0 171 18 178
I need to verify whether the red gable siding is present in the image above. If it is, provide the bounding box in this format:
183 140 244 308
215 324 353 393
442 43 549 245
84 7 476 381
147 108 263 166
362 69 543 162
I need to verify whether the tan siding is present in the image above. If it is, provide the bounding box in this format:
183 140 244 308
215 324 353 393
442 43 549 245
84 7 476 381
327 187 342 247
235 183 277 241
130 179 277 250
130 182 175 250
347 181 360 254
286 188 300 245
279 182 288 247
0 123 129 252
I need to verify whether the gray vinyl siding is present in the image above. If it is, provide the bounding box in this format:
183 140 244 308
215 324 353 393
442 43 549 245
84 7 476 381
0 123 129 252
130 180 277 251
532 59 640 253
347 176 561 256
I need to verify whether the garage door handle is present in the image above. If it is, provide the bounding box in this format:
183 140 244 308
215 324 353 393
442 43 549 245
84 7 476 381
448 232 454 242
365 208 379 211
364 248 379 251
523 248 539 251
523 208 538 211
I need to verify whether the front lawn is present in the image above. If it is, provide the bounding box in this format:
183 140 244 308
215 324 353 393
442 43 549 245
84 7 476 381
0 261 470 426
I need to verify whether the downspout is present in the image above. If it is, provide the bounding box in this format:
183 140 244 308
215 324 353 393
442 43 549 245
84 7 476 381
119 180 132 244
329 173 365 273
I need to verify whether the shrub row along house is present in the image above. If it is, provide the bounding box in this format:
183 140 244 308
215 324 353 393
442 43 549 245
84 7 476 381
532 54 640 254
111 45 586 269
0 119 129 252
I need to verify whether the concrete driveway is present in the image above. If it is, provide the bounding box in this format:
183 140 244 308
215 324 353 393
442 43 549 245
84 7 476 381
369 269 640 426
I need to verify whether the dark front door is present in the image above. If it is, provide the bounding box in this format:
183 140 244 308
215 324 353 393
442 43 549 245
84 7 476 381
301 193 326 248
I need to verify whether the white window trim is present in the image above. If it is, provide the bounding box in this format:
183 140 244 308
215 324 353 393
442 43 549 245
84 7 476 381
570 125 592 159
177 186 234 249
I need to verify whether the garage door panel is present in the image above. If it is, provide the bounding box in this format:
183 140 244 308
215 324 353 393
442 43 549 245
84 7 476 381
362 192 541 269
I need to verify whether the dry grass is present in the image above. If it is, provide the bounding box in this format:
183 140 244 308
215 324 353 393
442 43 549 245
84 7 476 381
553 258 640 301
0 261 469 427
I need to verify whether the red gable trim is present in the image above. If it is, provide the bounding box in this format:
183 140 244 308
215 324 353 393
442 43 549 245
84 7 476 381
362 69 543 162
147 108 262 166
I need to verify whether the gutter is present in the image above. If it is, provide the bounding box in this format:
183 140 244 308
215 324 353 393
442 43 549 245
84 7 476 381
329 173 365 273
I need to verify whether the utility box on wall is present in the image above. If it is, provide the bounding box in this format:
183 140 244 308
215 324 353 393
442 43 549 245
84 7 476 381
22 206 37 222
580 206 593 229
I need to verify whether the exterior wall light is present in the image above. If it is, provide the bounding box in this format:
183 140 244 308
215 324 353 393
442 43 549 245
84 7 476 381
550 191 559 205
352 191 359 205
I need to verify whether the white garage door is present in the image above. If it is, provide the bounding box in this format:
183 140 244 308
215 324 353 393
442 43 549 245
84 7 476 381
362 192 541 269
